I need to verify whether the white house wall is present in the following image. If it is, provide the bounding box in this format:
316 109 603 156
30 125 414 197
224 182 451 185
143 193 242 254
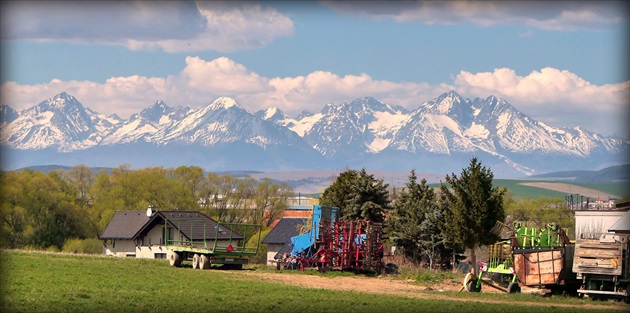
575 210 626 239
103 240 137 258
103 222 240 259
266 243 283 266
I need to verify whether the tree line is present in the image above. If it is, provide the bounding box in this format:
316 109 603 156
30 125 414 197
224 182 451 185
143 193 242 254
320 158 574 272
1 158 574 270
0 165 293 251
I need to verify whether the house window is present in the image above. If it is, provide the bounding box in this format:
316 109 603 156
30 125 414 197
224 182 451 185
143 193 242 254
125 254 136 258
154 253 167 259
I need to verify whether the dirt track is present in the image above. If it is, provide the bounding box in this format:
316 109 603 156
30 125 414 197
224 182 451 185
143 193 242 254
235 270 628 311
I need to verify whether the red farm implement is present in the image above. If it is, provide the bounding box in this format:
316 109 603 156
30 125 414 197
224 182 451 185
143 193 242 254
290 205 384 274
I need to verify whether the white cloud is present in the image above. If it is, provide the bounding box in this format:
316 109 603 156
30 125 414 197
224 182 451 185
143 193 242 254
453 67 630 136
1 1 294 52
323 1 627 31
1 57 626 137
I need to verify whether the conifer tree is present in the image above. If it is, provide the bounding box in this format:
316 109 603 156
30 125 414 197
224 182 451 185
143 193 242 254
320 168 390 223
386 169 446 267
439 157 506 275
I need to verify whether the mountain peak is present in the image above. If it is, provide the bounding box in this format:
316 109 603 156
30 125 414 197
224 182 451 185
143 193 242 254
29 92 86 114
423 90 468 116
1 104 19 124
140 100 172 123
209 97 244 111
255 107 287 122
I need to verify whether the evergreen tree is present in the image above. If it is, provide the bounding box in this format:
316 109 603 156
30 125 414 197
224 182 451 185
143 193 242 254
386 169 446 267
320 169 359 216
320 168 390 223
439 157 506 275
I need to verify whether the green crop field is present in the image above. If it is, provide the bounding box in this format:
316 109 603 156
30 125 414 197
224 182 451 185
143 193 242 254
492 180 569 199
430 180 629 200
1 250 625 313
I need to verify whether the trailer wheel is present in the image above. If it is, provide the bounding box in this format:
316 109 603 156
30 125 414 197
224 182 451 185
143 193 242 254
192 254 200 269
466 280 481 292
464 273 481 292
199 255 210 270
168 251 182 267
507 282 521 294
233 264 243 270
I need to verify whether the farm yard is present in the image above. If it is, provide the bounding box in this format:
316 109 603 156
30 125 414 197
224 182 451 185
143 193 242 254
2 250 627 313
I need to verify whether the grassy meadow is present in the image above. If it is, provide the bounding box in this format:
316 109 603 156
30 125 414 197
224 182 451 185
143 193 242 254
2 250 626 313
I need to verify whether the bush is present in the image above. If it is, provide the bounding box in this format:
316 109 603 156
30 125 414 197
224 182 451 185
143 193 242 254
246 228 271 264
62 238 103 254
45 246 60 253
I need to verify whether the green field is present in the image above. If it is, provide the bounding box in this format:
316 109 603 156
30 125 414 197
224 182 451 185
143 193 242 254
1 250 625 313
430 180 629 200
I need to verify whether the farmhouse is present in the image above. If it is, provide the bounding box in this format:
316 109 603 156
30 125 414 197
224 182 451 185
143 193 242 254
100 209 243 258
261 217 307 266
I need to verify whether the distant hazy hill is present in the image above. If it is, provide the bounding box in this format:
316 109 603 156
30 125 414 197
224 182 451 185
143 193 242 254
531 164 630 184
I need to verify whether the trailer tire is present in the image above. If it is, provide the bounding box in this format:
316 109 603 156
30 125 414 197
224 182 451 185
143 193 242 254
507 282 521 294
192 254 200 269
168 251 182 267
200 255 210 270
466 280 480 292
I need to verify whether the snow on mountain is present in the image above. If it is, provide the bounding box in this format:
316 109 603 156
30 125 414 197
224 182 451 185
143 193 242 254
0 92 108 151
258 107 323 137
303 97 409 158
255 107 286 123
0 90 625 175
153 97 310 149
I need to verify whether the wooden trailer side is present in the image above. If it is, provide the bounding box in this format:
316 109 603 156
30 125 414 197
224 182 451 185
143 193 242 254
572 238 623 276
513 249 564 286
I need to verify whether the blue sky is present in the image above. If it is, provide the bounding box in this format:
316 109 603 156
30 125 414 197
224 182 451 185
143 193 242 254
1 1 628 137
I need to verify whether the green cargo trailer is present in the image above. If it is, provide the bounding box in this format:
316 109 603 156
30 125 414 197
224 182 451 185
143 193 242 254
165 218 262 270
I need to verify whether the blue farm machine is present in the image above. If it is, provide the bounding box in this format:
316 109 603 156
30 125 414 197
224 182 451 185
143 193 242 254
288 205 385 273
464 222 578 294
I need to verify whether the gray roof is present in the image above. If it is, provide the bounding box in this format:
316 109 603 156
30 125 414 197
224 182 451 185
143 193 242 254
156 211 243 241
100 210 243 241
608 210 630 233
100 211 150 240
261 218 307 244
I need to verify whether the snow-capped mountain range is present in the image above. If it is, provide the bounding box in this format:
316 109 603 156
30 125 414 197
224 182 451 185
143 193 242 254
1 91 626 176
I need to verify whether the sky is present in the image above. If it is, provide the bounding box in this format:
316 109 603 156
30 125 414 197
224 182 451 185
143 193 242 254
1 1 629 137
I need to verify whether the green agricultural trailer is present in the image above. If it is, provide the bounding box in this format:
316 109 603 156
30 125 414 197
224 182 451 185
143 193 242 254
165 216 262 270
464 222 578 294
